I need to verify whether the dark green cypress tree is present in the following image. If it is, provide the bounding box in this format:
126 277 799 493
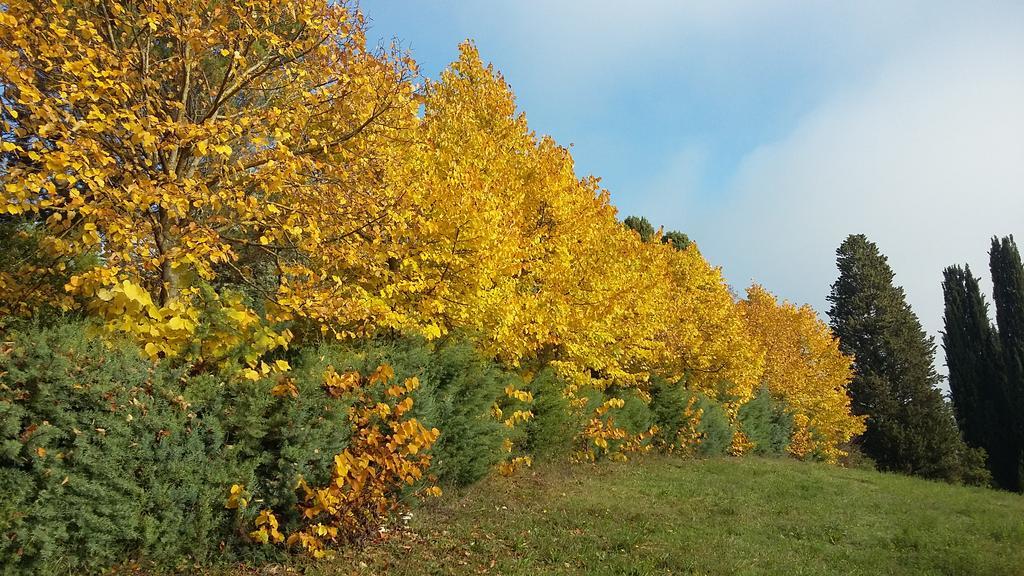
942 265 1015 489
989 236 1024 491
828 235 973 482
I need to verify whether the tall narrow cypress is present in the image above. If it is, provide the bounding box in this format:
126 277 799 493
989 236 1024 491
828 235 972 481
942 265 1014 489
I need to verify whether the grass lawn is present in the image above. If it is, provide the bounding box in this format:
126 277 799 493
227 456 1024 576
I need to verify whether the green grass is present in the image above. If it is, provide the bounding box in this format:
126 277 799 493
231 456 1024 576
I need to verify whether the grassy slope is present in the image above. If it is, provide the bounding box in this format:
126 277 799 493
260 456 1024 576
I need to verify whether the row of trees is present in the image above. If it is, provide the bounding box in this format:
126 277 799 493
3 0 1011 495
0 0 863 463
827 234 1023 490
942 237 1024 492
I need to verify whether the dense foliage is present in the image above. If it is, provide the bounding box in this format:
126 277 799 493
0 322 351 572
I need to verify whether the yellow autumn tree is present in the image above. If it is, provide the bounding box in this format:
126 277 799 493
385 41 540 355
397 43 669 386
391 44 672 457
659 242 763 406
0 0 420 361
740 284 865 461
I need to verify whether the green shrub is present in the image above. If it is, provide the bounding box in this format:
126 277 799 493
956 444 993 487
650 377 733 456
737 388 792 456
613 387 656 437
839 444 878 471
0 323 244 574
0 322 360 574
300 335 510 487
523 368 579 459
693 394 734 456
215 355 354 545
649 376 689 449
1 324 508 574
419 339 509 486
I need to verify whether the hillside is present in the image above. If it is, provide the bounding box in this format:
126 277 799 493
247 456 1024 576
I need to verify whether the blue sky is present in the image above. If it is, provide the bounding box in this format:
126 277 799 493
365 1 1024 371
365 2 845 205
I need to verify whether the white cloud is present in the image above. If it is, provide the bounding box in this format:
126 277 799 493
692 11 1024 375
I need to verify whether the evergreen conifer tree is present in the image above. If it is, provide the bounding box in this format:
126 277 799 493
623 215 655 242
988 236 1024 491
662 230 692 251
942 265 1015 489
828 235 974 481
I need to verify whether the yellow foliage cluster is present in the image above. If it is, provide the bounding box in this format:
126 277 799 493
0 0 418 356
280 364 440 557
575 397 657 462
739 285 866 461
